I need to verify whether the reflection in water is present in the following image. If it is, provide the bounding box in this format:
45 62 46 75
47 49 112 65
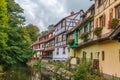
0 65 66 80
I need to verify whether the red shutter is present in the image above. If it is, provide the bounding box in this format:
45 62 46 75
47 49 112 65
96 19 98 28
103 14 106 27
109 8 113 22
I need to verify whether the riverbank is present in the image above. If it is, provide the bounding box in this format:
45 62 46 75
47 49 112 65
41 61 73 80
28 59 110 80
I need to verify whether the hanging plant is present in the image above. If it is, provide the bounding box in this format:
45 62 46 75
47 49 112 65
67 39 74 44
108 18 119 30
79 32 89 40
94 27 103 37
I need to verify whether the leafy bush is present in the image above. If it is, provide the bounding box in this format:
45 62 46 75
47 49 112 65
67 39 74 44
73 61 92 80
79 32 89 40
0 65 3 72
108 18 119 30
73 60 108 80
94 27 103 37
33 61 41 70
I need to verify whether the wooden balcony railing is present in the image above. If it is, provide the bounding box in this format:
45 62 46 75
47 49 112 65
45 46 55 51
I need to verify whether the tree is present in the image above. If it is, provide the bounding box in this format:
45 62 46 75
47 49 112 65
0 0 10 67
25 24 40 41
5 0 34 65
47 24 55 31
6 0 25 27
0 0 8 48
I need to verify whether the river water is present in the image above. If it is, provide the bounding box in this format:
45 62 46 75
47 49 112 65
0 65 63 80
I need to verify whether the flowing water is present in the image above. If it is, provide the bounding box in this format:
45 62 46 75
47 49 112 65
0 65 62 80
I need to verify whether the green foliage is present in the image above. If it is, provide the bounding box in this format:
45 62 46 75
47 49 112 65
79 32 89 40
108 18 119 30
47 24 55 31
40 31 47 37
24 24 40 41
94 27 103 37
0 0 8 26
0 65 3 72
33 61 41 70
0 0 35 69
0 0 8 48
73 61 92 80
73 60 108 80
56 63 63 68
6 0 25 27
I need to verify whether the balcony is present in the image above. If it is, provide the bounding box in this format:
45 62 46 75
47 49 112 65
67 38 78 48
33 47 44 51
45 46 55 51
55 41 66 47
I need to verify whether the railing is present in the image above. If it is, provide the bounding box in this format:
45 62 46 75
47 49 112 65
33 48 44 51
45 46 55 51
55 41 66 47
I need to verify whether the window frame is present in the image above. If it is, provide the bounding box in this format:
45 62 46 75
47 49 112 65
63 47 66 54
102 51 105 61
99 15 104 27
56 48 59 55
98 0 104 7
115 4 120 19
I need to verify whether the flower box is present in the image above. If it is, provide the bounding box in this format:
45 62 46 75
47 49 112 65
79 32 89 40
67 39 74 44
108 18 119 30
94 27 103 37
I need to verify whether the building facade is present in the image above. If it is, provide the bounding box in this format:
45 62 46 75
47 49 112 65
53 11 83 60
31 0 120 78
67 0 120 78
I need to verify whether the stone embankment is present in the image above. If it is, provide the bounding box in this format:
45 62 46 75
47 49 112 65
41 61 73 80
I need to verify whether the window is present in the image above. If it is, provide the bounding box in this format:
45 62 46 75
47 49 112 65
79 28 84 35
98 0 104 7
84 25 88 32
63 34 66 41
109 8 113 22
96 19 98 27
61 21 64 27
91 52 93 60
63 47 65 54
99 15 104 27
83 51 87 59
56 48 59 55
102 51 105 61
97 52 100 59
116 5 120 19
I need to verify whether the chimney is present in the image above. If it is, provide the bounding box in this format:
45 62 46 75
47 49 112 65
70 11 74 15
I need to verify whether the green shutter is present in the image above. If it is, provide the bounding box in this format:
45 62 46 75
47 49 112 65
74 30 78 44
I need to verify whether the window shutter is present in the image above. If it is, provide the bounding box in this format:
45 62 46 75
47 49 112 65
110 8 113 21
103 14 106 27
96 19 98 27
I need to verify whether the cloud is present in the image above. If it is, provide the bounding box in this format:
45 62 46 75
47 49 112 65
15 0 94 31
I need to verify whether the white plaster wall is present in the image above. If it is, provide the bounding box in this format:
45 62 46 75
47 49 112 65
53 47 68 60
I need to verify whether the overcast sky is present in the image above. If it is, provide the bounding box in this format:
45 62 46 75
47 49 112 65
15 0 94 32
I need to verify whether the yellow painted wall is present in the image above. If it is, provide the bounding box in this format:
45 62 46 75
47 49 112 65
68 40 120 77
69 48 74 57
75 43 100 59
99 40 120 77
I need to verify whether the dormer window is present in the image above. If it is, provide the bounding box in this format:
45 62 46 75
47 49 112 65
98 0 104 7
